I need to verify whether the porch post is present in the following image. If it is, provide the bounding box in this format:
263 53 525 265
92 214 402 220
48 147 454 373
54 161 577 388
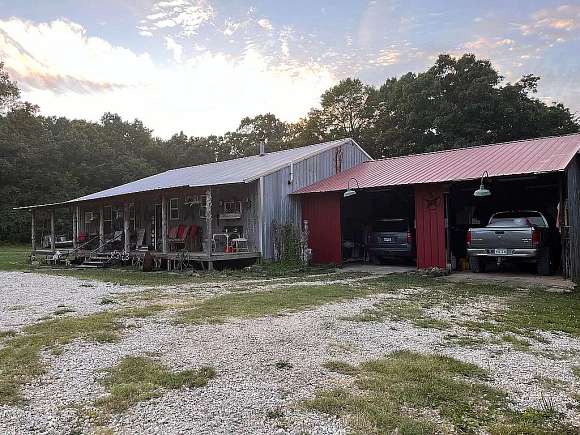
99 205 104 252
123 202 130 252
72 205 77 249
50 209 56 251
31 209 36 252
76 205 80 246
206 187 213 271
161 195 168 254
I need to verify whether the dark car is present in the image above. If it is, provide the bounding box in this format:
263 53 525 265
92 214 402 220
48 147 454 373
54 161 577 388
367 218 415 264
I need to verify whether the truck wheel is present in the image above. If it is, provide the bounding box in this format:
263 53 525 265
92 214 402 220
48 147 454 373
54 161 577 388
537 249 552 276
469 257 485 273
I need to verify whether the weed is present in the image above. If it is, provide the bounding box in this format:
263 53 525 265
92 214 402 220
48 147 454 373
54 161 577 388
99 296 117 305
54 307 76 316
274 360 293 370
266 407 285 419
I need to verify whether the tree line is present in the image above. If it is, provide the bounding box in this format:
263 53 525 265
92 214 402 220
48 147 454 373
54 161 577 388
1 53 578 242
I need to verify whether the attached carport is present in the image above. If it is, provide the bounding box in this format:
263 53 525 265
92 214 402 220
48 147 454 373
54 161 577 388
294 134 580 283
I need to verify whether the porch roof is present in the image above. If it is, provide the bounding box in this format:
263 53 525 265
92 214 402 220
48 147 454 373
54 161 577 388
16 138 367 209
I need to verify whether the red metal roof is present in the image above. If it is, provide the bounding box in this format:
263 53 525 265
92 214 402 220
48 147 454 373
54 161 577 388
293 133 580 194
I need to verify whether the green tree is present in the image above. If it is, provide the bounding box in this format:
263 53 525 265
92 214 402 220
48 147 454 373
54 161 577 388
0 62 20 113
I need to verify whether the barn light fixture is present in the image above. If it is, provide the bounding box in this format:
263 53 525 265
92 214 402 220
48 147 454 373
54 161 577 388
344 177 360 198
474 171 491 197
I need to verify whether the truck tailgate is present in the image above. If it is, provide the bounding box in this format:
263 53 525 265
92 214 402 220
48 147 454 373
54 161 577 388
470 227 533 249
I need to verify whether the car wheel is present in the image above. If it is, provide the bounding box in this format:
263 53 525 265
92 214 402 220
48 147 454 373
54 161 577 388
536 249 552 276
469 257 485 273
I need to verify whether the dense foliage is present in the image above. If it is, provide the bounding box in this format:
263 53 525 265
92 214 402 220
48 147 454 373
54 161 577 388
1 54 578 242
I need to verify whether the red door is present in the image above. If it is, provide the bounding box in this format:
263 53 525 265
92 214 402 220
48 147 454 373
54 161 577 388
301 192 342 264
415 184 447 269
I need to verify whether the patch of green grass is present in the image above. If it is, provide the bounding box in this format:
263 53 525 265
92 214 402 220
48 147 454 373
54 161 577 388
54 307 76 316
306 351 575 434
0 330 17 339
534 376 566 391
348 298 451 330
41 263 340 287
501 334 531 350
96 356 215 413
572 366 580 379
0 244 29 271
178 283 387 324
323 360 359 376
494 289 580 337
0 306 165 405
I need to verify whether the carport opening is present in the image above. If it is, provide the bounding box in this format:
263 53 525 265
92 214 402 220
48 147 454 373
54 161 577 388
341 187 416 266
448 172 564 275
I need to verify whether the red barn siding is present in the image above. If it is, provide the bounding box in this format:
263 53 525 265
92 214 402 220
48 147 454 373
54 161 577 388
415 184 447 269
302 193 342 264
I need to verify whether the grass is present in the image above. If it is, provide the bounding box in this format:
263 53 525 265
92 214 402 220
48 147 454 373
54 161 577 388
0 306 164 405
96 356 215 413
40 262 339 287
308 351 575 434
177 281 390 324
0 244 29 271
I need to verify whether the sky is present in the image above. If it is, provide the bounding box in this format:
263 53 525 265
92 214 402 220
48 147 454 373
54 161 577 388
0 0 579 138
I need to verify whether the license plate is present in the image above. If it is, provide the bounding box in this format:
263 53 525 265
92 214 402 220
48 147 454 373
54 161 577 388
494 249 508 255
383 237 392 242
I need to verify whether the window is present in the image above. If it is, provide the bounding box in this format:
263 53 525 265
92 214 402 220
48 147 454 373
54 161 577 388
223 201 242 214
103 206 112 234
199 195 207 218
169 198 180 220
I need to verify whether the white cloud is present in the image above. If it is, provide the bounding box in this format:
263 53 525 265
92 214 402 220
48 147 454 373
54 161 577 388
0 18 335 137
519 4 580 41
257 18 273 31
140 0 215 36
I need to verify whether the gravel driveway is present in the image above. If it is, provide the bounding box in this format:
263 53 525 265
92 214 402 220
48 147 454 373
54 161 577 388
1 271 579 434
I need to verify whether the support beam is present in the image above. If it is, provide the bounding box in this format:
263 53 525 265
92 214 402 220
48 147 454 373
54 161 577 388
31 209 36 252
72 206 77 249
123 202 130 252
99 206 104 252
50 209 56 251
76 205 80 247
258 176 264 257
205 187 213 271
161 195 168 254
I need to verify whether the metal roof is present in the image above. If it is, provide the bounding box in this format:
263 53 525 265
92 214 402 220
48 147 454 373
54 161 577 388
19 138 363 208
294 133 580 195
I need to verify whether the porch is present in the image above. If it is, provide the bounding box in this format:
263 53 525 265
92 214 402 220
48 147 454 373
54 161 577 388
28 182 262 270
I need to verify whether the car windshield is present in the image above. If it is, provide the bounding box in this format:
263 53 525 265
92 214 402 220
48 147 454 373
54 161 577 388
372 219 408 232
489 212 547 228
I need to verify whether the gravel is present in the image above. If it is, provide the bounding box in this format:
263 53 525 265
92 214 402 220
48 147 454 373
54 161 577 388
1 271 579 434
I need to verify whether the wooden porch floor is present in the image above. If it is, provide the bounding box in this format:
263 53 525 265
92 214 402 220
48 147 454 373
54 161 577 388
33 249 261 262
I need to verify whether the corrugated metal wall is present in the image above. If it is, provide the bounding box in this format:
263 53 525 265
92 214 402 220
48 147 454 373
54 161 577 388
415 184 447 269
261 139 368 259
566 155 580 283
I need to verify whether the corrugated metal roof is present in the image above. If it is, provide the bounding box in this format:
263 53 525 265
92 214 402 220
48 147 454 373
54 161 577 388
294 133 580 194
62 138 357 204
